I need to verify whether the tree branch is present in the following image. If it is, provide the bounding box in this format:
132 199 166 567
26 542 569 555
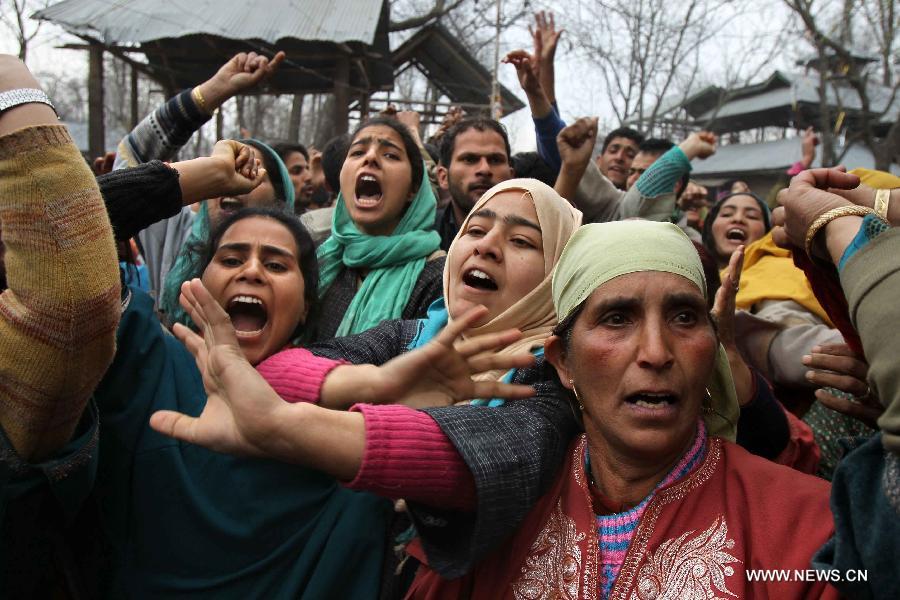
389 0 467 32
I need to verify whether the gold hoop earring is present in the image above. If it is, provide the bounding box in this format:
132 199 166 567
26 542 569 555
570 379 584 411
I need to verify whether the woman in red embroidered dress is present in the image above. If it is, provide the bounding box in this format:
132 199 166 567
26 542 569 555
405 220 837 599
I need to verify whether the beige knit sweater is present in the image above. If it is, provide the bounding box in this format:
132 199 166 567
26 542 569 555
0 125 120 461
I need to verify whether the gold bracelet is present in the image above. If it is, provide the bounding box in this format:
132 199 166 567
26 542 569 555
804 205 874 258
874 189 892 221
191 86 209 114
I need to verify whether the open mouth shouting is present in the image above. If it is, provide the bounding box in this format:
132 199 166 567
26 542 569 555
354 173 383 209
725 227 748 243
227 295 268 338
462 268 498 292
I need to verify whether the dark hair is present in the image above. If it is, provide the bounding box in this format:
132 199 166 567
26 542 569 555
192 207 318 338
242 139 288 204
638 138 674 156
701 192 772 257
349 117 423 194
439 117 512 167
551 301 587 355
600 127 644 153
272 142 310 163
423 141 441 165
510 152 556 187
321 133 350 193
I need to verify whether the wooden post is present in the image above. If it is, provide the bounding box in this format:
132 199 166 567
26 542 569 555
287 94 304 142
333 56 350 135
130 65 139 128
359 92 370 122
88 43 106 159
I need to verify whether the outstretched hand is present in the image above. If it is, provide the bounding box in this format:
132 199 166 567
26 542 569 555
711 246 755 406
503 49 542 95
376 306 536 408
149 279 288 457
322 305 537 410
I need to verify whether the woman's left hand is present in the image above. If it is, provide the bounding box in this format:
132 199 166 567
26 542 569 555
803 343 882 428
771 167 859 252
321 306 537 410
711 246 755 406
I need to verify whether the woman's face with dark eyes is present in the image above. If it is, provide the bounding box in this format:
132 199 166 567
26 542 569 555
447 190 545 326
339 125 415 236
201 216 307 366
546 271 717 463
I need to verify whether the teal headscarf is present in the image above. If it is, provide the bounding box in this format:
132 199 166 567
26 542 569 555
159 139 295 328
316 164 441 336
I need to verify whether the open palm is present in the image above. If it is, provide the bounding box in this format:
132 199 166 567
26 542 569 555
150 279 289 457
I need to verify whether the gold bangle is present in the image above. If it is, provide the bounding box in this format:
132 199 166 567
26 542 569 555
804 205 874 258
874 189 892 221
191 86 209 113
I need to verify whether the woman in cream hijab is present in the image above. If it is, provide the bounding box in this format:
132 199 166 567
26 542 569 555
406 177 582 386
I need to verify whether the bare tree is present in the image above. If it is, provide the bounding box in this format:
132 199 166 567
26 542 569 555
784 0 899 170
389 0 467 31
0 0 50 63
564 0 779 134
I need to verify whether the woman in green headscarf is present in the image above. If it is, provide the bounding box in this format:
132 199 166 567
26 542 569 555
313 117 444 340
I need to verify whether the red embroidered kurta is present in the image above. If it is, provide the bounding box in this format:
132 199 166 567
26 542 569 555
406 434 837 599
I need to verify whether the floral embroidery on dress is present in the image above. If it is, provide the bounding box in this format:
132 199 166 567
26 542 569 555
512 499 587 600
630 515 740 600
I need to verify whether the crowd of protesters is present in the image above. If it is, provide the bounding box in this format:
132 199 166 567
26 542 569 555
1 10 899 600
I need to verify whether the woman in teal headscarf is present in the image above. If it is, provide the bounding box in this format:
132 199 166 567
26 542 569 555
160 138 296 327
312 117 444 340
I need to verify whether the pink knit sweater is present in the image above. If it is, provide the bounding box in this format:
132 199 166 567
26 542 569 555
256 348 477 510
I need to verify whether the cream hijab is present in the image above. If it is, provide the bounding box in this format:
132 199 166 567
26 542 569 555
443 178 583 381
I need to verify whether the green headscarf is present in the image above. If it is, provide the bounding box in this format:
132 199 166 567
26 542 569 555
552 220 739 441
159 139 295 328
316 164 441 336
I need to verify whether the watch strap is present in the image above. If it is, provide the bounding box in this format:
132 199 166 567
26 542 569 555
0 88 57 115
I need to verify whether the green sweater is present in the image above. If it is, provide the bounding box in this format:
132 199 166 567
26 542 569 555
91 287 391 598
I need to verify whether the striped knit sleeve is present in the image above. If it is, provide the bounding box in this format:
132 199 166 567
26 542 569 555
635 145 693 198
115 89 211 168
0 125 121 461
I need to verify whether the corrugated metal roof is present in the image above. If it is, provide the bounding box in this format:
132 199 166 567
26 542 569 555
391 23 525 116
691 137 900 176
696 71 897 122
36 0 385 45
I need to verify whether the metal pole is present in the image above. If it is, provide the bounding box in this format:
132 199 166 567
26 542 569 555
491 0 502 120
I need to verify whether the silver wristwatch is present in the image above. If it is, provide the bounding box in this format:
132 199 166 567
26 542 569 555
0 88 57 115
